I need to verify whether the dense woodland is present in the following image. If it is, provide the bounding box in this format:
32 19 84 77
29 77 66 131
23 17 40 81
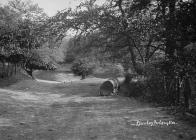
0 0 196 112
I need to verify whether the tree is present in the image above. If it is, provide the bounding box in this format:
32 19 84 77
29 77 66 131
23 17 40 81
7 0 48 21
51 0 165 74
0 0 57 78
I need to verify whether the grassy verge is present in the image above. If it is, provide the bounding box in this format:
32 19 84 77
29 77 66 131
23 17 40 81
0 69 31 88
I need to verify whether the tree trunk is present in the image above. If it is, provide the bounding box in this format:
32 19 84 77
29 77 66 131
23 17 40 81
7 62 10 77
81 73 86 80
25 68 34 79
15 63 17 74
183 77 192 111
165 0 177 58
10 64 14 76
176 77 180 105
124 34 143 75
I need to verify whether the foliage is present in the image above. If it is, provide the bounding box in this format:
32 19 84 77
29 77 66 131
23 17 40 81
120 80 146 97
144 69 166 104
0 0 58 78
51 0 166 74
64 53 75 63
71 60 93 78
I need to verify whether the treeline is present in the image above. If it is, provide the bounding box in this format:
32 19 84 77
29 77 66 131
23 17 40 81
52 0 196 111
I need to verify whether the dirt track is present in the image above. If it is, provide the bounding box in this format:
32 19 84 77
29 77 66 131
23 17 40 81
0 71 196 140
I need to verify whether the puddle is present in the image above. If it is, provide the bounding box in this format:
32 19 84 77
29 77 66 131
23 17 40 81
34 70 107 84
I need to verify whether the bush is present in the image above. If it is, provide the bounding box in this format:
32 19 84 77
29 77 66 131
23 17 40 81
92 63 124 78
47 63 57 70
71 60 93 79
64 53 75 63
120 80 147 97
121 64 167 105
144 71 166 104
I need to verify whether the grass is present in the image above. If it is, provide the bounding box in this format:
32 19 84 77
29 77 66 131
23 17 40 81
0 64 196 139
0 70 31 88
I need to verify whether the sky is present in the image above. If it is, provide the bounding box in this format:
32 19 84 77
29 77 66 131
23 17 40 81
0 0 105 17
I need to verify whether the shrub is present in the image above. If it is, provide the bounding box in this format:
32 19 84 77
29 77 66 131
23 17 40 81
120 64 167 105
144 71 166 104
120 80 147 97
71 60 93 79
64 53 75 63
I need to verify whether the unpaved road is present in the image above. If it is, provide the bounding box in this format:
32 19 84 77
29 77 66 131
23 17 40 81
0 71 196 140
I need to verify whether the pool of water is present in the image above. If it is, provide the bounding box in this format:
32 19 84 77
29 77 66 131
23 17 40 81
34 70 107 84
34 70 80 82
